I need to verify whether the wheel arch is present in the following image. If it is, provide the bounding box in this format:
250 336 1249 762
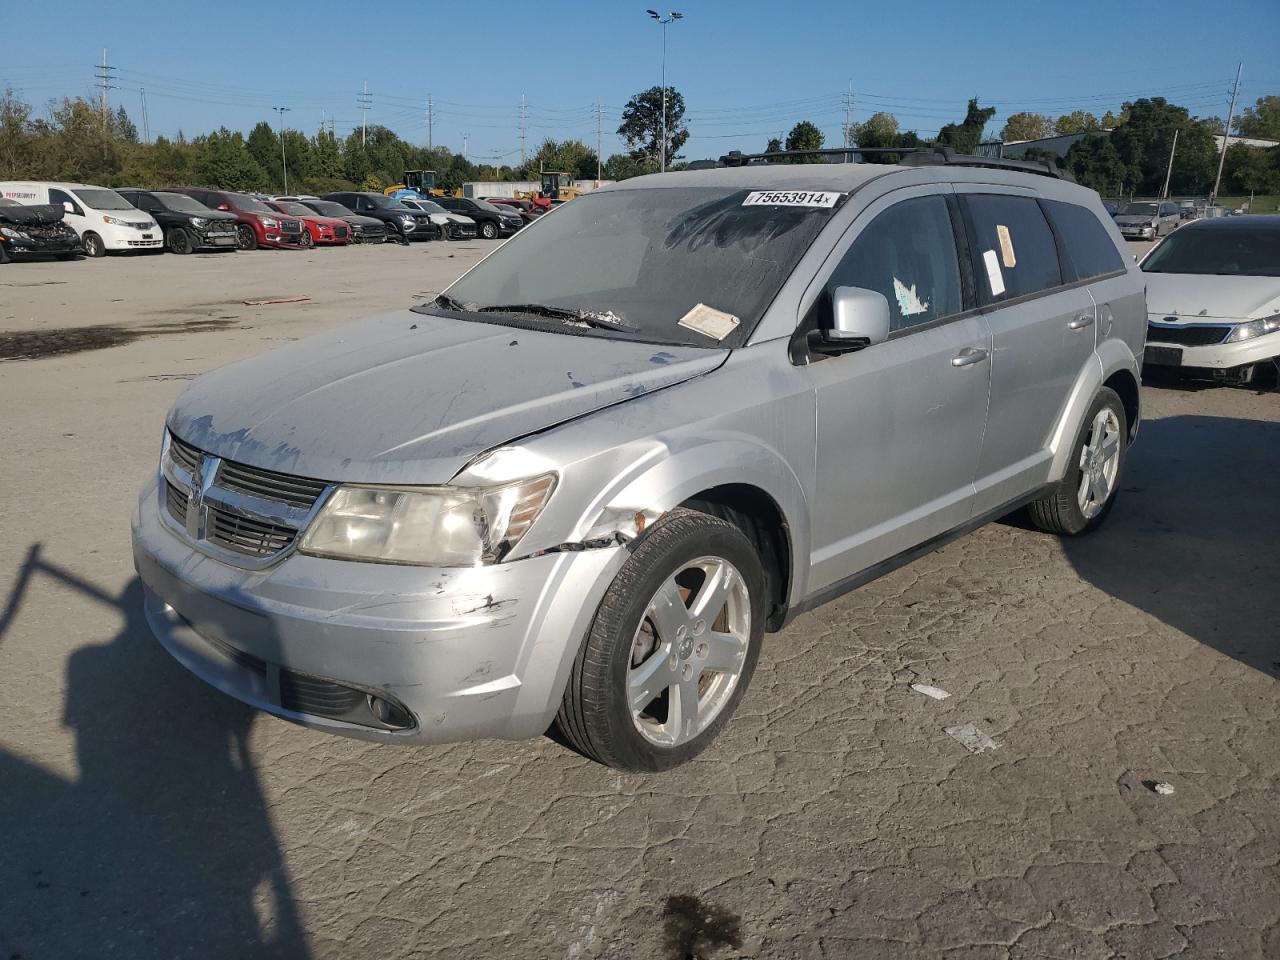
1048 344 1140 482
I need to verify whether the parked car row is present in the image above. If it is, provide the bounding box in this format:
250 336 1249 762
0 180 519 262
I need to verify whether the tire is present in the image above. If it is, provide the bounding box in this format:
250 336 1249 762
82 232 106 258
480 220 498 240
298 228 314 249
556 507 767 771
1027 387 1127 536
167 228 193 254
384 221 405 245
236 224 258 251
0 240 9 264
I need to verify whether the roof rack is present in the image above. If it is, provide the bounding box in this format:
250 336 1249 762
716 145 1075 183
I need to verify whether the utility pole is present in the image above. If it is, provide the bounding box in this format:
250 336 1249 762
596 102 603 183
139 88 150 144
647 10 684 173
519 93 527 167
358 81 371 147
427 95 434 151
1211 62 1242 204
463 134 468 163
1160 128 1179 199
273 106 291 194
843 81 854 163
93 49 115 117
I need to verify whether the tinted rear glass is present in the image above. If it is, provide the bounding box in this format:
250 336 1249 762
1041 199 1126 281
963 194 1062 302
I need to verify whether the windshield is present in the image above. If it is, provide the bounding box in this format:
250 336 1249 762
307 201 351 217
437 186 843 347
154 192 211 214
73 188 134 211
364 194 409 211
1142 226 1280 277
274 201 314 217
233 194 274 214
418 200 446 214
1121 202 1159 216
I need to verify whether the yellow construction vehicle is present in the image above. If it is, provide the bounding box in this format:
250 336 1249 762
539 170 578 201
383 170 445 198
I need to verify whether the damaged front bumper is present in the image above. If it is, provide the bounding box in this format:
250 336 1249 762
131 474 627 745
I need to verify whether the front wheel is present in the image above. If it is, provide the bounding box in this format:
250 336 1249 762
480 220 498 240
236 224 258 251
556 507 766 771
1027 387 1127 535
82 232 106 258
167 228 193 254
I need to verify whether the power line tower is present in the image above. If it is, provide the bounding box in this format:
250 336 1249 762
93 49 115 118
1211 62 1243 204
358 81 372 146
519 93 527 167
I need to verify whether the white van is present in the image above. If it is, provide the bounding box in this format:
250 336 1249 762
0 181 162 257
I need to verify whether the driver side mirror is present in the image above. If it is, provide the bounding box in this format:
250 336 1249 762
216 203 231 211
814 286 891 355
63 201 75 214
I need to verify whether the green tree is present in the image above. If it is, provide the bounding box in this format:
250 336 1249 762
1222 143 1280 194
1064 133 1130 196
1109 98 1217 195
784 120 825 161
525 138 599 180
246 121 279 181
848 111 898 147
764 137 782 154
0 88 37 178
1000 112 1054 142
194 128 267 191
1053 111 1102 135
602 151 656 181
936 98 997 154
47 98 121 184
113 106 139 144
618 86 688 166
1235 95 1280 140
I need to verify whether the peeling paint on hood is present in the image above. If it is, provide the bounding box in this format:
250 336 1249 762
1144 273 1280 321
167 310 726 485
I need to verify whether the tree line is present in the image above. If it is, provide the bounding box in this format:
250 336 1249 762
2 84 1276 199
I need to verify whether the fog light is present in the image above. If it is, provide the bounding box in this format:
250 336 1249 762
367 694 413 729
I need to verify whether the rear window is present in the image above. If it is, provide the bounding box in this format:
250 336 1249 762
1041 199 1126 282
963 194 1062 303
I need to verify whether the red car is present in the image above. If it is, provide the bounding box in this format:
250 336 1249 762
169 187 306 250
487 197 543 224
266 199 352 246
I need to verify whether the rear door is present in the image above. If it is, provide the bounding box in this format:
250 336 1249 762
956 189 1097 515
806 187 993 591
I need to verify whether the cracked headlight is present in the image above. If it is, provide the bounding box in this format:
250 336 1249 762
299 474 556 566
0 226 30 240
1224 315 1280 342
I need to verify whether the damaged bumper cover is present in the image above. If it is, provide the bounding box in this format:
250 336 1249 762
131 475 627 745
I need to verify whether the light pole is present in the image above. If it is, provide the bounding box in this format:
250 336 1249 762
272 106 291 194
646 9 683 173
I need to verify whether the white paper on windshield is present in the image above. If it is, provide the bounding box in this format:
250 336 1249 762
743 190 841 208
678 303 740 341
982 249 1006 296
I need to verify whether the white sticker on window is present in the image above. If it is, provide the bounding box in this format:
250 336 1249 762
983 249 1006 296
893 277 930 317
742 191 841 208
677 303 740 340
996 224 1017 268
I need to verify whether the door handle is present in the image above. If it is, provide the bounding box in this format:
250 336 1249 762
951 347 989 367
1068 313 1095 330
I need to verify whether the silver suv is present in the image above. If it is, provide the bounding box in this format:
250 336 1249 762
132 152 1146 771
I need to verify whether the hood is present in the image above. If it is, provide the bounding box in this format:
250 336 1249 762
1144 272 1280 321
193 210 238 223
1115 215 1155 226
0 203 66 225
428 213 450 225
341 214 383 228
445 213 474 224
168 309 726 485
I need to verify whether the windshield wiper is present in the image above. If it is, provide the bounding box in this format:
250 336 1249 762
430 292 471 312
476 303 640 332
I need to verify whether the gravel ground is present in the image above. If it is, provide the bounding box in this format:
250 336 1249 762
1 242 1277 960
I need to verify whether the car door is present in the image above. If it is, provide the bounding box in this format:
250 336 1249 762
955 189 1097 515
806 187 993 592
48 187 86 237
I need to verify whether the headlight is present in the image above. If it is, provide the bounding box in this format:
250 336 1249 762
258 216 279 227
299 474 556 566
1225 315 1280 342
190 216 208 228
102 215 129 226
400 215 415 224
0 226 30 240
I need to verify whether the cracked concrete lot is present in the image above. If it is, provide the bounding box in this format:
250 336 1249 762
1 243 1277 959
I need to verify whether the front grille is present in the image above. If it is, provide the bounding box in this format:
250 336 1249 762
164 479 188 524
169 434 201 473
281 219 302 234
279 671 364 718
334 225 348 239
1147 322 1230 347
216 459 327 508
207 506 296 556
22 224 73 240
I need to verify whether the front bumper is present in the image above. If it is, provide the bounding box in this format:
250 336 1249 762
1120 225 1156 239
195 230 238 250
1145 326 1280 371
0 235 81 257
447 223 478 240
131 474 627 745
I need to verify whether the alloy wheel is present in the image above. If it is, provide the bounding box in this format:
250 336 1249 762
1077 407 1121 519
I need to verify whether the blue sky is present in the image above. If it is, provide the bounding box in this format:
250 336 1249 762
3 0 1277 163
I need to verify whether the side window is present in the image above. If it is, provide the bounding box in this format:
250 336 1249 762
962 194 1062 303
825 195 963 332
49 188 83 216
1040 199 1126 282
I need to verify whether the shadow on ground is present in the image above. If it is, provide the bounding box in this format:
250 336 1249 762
0 547 309 960
1062 414 1280 677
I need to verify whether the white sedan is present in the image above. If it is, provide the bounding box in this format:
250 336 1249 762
1141 216 1280 385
